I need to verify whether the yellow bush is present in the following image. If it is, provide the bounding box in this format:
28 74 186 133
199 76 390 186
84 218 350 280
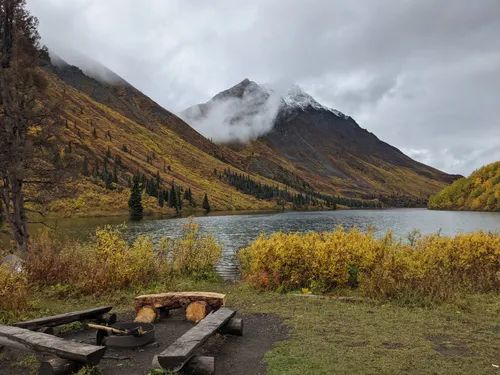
159 219 222 280
0 265 29 312
25 222 221 296
239 228 500 300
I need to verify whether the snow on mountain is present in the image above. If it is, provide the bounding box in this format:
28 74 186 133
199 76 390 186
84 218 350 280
180 79 349 142
279 85 348 119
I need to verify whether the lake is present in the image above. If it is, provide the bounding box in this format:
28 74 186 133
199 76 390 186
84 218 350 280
15 208 500 279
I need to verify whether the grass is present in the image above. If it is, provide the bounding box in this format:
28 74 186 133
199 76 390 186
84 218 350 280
5 280 499 375
11 354 39 374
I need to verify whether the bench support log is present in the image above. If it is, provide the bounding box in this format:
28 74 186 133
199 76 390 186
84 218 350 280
135 292 225 312
186 301 210 323
218 317 243 336
134 306 158 324
152 356 215 375
39 358 79 375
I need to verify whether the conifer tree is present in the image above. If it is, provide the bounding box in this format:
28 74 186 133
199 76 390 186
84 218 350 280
128 176 143 220
82 157 90 176
158 190 165 207
202 193 211 213
176 188 182 212
168 185 177 210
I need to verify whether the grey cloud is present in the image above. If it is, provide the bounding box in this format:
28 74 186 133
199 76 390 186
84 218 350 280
27 0 500 176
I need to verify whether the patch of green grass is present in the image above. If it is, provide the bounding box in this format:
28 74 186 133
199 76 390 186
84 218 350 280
11 354 39 374
75 365 101 375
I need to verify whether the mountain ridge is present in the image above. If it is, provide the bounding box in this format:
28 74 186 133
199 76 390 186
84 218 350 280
181 79 461 203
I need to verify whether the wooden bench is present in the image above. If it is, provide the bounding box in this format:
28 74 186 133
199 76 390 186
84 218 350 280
134 292 225 323
0 325 106 364
152 307 236 372
13 306 113 330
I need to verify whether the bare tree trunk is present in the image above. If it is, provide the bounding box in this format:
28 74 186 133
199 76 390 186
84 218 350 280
1 175 29 256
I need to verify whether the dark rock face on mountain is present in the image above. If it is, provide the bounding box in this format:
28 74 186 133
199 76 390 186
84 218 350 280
182 79 459 201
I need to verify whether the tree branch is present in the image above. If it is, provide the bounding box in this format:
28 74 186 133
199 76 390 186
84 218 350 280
27 221 55 230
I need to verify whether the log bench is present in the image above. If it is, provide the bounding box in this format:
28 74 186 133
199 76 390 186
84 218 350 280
0 325 106 365
134 292 225 323
12 306 113 331
152 307 236 372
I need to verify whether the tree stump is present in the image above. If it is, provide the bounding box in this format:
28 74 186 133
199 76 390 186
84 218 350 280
186 301 210 323
134 306 158 324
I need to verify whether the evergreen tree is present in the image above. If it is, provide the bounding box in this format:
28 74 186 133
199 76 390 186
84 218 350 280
158 190 165 207
176 188 182 212
82 157 90 176
128 176 143 220
202 193 211 213
113 164 118 183
168 185 177 211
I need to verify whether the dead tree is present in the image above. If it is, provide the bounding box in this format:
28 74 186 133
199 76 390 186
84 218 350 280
0 0 75 255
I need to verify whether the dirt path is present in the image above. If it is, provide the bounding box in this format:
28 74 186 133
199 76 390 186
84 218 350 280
0 309 287 375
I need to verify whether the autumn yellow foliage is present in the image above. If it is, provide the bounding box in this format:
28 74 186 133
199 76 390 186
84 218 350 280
0 264 29 312
25 222 220 296
238 228 500 300
429 161 500 211
158 220 222 280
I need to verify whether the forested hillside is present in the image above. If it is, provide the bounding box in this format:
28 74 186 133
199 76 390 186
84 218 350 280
29 58 290 218
428 162 500 211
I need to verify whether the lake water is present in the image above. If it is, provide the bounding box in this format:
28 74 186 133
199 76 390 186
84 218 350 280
18 208 500 279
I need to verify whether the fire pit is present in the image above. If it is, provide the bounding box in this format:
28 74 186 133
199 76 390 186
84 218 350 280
96 322 155 348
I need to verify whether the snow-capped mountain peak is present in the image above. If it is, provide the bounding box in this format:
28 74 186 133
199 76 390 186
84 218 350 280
280 85 347 119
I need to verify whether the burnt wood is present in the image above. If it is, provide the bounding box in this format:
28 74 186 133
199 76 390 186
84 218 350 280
153 308 236 371
13 306 112 330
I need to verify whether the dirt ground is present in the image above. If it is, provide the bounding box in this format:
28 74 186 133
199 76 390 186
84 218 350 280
0 310 287 375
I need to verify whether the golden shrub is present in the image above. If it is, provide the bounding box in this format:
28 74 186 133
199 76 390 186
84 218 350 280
239 228 500 300
25 222 222 296
0 265 29 312
159 219 222 280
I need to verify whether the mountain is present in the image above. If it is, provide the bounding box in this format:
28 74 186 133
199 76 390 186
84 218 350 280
34 56 290 217
429 161 500 211
181 79 460 205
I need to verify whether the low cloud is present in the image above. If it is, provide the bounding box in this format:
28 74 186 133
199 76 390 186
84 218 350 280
28 0 500 175
180 82 283 143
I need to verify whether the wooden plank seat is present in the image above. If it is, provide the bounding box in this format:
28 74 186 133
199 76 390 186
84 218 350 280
0 324 106 364
152 307 236 372
13 306 113 330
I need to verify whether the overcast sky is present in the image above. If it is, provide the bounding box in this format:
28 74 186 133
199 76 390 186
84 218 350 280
28 0 500 176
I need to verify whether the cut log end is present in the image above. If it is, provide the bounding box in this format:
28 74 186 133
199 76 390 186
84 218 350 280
181 356 215 375
134 292 225 312
219 317 243 336
186 301 210 323
134 306 158 324
39 358 79 375
152 356 215 375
